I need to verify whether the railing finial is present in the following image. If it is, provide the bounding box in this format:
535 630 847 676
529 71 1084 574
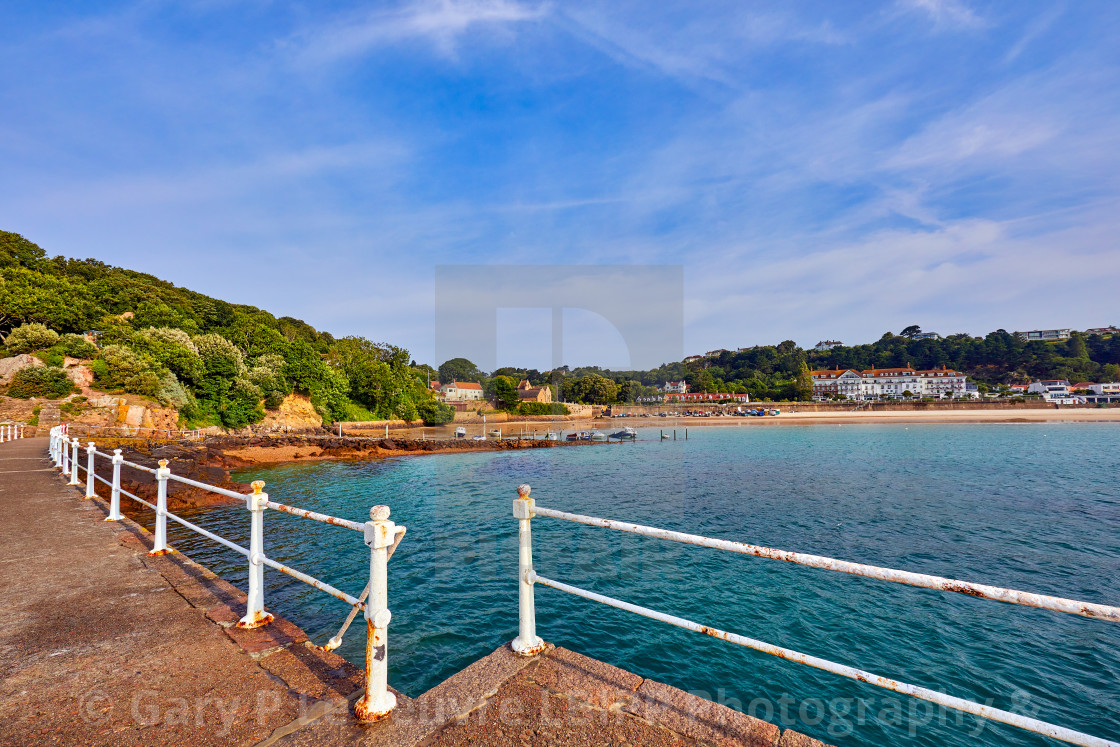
251 480 265 494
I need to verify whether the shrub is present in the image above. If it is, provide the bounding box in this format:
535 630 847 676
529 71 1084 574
95 345 153 390
156 372 195 411
5 323 59 354
133 327 202 383
417 398 455 425
56 333 98 359
220 378 264 429
518 402 570 416
8 367 77 399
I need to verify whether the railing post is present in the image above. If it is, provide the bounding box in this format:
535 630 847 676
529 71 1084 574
237 481 274 629
106 449 123 521
150 460 171 556
60 434 70 475
69 438 81 485
85 443 97 499
511 483 545 656
355 505 397 722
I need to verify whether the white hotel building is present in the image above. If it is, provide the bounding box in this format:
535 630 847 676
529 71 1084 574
811 366 968 400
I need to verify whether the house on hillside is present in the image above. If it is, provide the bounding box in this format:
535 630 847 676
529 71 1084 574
1015 329 1071 342
661 381 688 394
813 340 843 351
517 379 552 403
683 355 703 364
440 381 484 402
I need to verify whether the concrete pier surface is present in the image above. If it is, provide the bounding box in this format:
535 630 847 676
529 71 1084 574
0 436 830 747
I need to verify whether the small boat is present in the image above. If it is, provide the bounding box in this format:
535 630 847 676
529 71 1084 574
768 409 781 416
661 433 671 439
566 432 582 441
546 431 560 441
472 434 486 441
610 427 637 440
488 429 501 438
590 430 608 442
454 426 467 439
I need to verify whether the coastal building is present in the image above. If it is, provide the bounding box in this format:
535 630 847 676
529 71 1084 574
1085 327 1119 336
911 332 941 340
660 381 688 394
516 380 552 404
1027 380 1080 403
440 381 484 402
705 349 730 358
810 366 968 400
1085 382 1120 403
683 355 703 364
1015 329 1071 342
1071 382 1097 392
813 340 843 351
666 392 750 403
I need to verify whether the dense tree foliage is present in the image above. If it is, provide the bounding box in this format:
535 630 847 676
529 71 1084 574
0 231 455 427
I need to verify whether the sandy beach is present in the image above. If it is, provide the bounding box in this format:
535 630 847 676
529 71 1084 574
375 406 1120 439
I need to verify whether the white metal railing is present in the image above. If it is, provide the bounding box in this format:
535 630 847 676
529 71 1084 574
511 484 1120 747
48 425 405 722
56 422 202 439
0 423 25 442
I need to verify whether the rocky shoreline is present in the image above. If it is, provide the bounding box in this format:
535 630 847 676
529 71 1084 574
96 434 585 514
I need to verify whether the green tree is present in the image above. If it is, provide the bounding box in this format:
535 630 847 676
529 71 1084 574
438 357 482 384
568 374 619 404
794 362 813 401
490 375 520 411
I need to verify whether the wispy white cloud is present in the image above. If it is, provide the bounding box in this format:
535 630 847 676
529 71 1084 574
291 0 548 65
554 6 851 90
898 0 986 30
1003 5 1065 63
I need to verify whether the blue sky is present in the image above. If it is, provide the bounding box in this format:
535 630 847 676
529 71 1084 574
2 0 1118 368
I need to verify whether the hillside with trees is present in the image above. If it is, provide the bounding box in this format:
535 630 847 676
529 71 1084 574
5 230 1118 415
0 231 454 428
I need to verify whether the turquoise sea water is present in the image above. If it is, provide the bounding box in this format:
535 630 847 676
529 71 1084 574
157 424 1120 746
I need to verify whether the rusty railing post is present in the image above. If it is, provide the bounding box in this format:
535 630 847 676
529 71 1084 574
106 449 123 521
69 438 81 485
512 483 545 656
85 443 96 498
237 480 274 628
355 505 397 722
150 460 171 556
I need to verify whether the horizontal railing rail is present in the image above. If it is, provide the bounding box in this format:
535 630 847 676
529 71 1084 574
54 423 202 439
512 484 1120 747
49 425 403 722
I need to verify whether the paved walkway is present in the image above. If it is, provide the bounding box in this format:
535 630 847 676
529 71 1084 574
0 437 828 747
